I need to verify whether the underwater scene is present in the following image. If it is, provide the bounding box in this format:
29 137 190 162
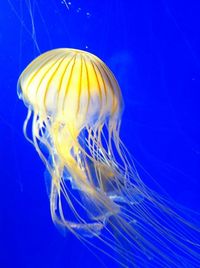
1 1 200 267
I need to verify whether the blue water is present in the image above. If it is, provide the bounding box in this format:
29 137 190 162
0 1 200 267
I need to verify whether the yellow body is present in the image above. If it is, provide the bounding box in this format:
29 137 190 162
18 48 123 235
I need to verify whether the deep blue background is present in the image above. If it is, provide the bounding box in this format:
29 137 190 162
0 1 200 267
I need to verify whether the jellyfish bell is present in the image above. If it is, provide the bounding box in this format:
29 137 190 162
17 48 123 123
18 48 200 267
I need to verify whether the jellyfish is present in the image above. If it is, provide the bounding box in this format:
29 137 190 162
18 48 200 267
